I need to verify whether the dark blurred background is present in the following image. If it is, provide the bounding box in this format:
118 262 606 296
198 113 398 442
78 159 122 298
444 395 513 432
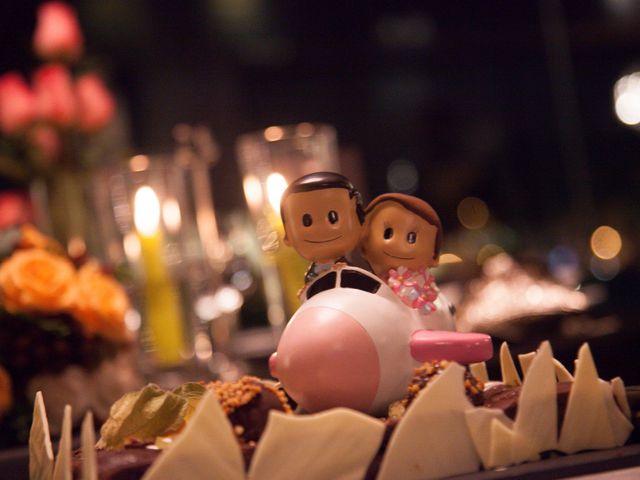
2 1 638 224
1 1 639 381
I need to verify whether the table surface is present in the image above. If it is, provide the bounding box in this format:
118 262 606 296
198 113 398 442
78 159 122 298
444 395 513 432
2 443 640 480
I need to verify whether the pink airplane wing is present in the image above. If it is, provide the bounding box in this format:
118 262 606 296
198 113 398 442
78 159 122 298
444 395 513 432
410 330 493 364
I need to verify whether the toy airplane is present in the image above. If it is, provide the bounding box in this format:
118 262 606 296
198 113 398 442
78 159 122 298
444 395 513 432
270 265 492 414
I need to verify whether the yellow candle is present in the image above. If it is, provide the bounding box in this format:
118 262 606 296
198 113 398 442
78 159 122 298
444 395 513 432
264 173 308 314
266 209 307 314
134 186 186 367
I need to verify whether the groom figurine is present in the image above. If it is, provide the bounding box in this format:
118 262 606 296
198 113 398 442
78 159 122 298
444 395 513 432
280 172 365 284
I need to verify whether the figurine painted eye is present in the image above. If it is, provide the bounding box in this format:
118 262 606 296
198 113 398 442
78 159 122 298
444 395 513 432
384 227 394 239
302 214 313 227
407 231 417 244
328 210 339 224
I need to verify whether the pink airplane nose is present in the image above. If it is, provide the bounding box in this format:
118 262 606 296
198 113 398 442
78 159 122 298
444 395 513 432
274 306 380 413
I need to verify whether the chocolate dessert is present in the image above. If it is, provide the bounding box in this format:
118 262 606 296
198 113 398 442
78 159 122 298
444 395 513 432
67 376 291 479
483 381 572 425
30 342 634 480
211 376 292 444
209 376 292 468
390 360 485 418
72 446 161 480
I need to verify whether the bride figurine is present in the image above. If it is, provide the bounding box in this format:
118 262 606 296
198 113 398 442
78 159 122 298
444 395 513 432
361 193 455 331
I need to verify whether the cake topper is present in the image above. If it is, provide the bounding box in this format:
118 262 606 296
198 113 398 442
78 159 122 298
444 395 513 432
271 174 492 414
280 171 364 284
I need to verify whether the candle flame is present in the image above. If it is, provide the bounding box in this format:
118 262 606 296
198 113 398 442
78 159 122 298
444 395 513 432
266 173 288 213
134 186 161 236
243 175 263 213
162 197 182 234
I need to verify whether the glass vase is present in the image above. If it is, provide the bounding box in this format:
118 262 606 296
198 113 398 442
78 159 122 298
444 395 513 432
29 168 99 257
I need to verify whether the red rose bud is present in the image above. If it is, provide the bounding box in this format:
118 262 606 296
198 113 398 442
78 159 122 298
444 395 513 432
0 72 37 134
0 191 33 229
28 124 61 163
75 73 115 132
34 64 77 127
32 1 84 62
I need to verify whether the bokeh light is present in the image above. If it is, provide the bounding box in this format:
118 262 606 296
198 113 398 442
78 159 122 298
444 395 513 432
547 245 580 285
590 225 622 260
386 158 419 193
214 285 244 313
614 72 640 125
129 154 149 172
123 232 141 261
457 253 589 330
476 243 504 265
162 197 182 233
231 269 254 291
296 122 315 137
194 294 219 321
124 308 142 332
194 332 213 360
590 255 620 281
457 197 489 230
264 126 284 141
525 284 544 305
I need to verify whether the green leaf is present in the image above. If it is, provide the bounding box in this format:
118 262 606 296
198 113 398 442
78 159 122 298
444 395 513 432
172 382 208 420
97 383 208 449
172 382 207 400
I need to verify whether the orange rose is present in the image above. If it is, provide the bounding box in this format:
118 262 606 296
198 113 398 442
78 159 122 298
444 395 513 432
0 365 12 417
0 248 76 313
72 261 131 343
18 224 64 254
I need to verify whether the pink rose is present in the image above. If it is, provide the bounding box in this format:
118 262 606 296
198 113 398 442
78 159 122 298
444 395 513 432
34 64 76 127
0 192 33 229
0 73 36 134
28 124 61 163
32 1 84 62
75 73 115 132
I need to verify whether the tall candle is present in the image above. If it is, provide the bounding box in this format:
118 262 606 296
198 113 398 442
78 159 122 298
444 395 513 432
265 173 308 315
134 186 186 367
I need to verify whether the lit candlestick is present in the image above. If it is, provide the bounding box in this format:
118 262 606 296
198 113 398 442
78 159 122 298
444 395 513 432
134 186 186 366
264 173 309 314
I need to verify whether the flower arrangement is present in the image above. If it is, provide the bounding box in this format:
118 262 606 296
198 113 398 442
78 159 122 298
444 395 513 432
0 224 139 446
0 1 116 184
0 226 131 343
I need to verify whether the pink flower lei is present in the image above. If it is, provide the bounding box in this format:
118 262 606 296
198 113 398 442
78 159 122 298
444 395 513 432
387 266 439 315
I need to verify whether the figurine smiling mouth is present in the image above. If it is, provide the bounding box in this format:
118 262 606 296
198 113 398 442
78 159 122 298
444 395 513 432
383 251 414 260
304 235 343 244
